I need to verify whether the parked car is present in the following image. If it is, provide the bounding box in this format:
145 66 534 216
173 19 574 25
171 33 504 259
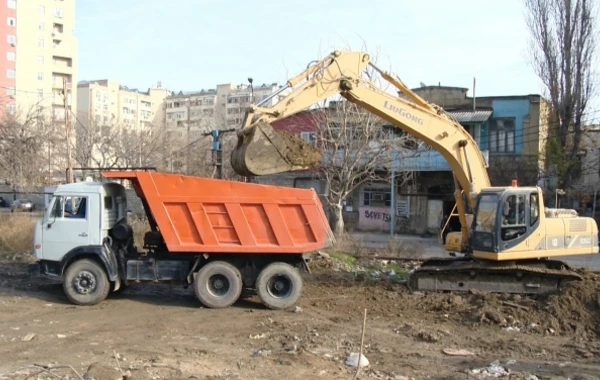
11 199 34 212
0 196 6 208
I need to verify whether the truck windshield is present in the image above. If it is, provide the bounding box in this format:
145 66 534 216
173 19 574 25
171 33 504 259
474 194 498 233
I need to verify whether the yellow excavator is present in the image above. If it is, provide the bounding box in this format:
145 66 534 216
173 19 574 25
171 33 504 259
230 50 599 294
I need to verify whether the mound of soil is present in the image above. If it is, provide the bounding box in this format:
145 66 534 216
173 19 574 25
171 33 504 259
415 273 600 340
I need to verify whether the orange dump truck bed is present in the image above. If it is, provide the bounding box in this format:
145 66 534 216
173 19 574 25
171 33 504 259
102 171 335 254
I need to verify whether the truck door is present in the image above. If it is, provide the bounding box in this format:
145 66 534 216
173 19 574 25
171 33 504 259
42 195 91 262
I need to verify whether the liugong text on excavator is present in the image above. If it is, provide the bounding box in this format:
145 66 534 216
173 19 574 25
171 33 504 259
230 49 599 294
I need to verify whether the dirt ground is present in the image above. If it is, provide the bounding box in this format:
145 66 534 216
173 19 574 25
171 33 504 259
1 258 600 380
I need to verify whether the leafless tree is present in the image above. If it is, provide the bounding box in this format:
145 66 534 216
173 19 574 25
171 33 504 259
285 101 416 235
524 0 598 190
0 106 55 190
118 122 174 169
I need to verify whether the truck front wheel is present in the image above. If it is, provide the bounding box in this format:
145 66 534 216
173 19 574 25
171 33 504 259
194 261 242 308
63 259 110 306
255 262 303 310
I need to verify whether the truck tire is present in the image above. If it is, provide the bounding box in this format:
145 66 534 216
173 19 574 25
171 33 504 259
63 259 110 306
194 261 242 308
255 262 303 310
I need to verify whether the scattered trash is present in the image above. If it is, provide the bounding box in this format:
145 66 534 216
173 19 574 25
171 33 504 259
501 326 520 332
442 348 475 356
345 352 369 368
525 375 539 380
316 251 330 259
249 333 267 340
293 305 302 313
251 349 271 358
21 333 36 342
505 359 516 366
470 360 510 378
56 334 67 339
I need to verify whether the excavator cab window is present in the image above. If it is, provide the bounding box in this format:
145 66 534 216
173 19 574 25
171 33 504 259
501 194 526 241
471 193 499 250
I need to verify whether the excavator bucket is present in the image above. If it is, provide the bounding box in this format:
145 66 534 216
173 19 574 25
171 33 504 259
230 121 322 177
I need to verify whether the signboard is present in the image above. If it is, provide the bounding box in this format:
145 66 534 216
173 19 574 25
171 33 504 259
359 206 393 230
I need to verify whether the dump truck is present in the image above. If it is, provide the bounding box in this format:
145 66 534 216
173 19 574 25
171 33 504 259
28 170 335 308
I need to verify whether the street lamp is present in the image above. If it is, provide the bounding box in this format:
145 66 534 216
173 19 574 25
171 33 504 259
555 188 566 208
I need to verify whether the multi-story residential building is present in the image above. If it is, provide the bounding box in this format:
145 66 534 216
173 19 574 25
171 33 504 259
257 86 550 235
76 79 169 130
0 0 78 121
165 82 289 138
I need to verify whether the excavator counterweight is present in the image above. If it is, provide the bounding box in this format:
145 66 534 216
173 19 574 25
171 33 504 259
231 121 321 177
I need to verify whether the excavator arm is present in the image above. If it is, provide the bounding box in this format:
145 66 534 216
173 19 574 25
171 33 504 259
231 50 491 249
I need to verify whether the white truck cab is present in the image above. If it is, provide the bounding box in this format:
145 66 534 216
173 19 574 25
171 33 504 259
29 181 130 305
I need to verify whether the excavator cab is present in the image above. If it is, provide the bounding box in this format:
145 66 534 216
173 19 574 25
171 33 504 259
470 187 541 255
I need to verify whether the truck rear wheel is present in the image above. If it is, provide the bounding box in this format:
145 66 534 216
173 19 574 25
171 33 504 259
255 262 303 310
194 261 242 308
63 259 110 306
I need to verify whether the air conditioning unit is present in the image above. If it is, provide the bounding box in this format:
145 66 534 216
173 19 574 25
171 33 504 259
373 193 384 201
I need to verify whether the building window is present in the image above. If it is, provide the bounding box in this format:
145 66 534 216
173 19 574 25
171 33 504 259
7 34 15 44
489 118 516 153
38 39 44 48
37 72 44 80
53 7 63 18
38 5 45 14
7 103 15 114
38 22 44 31
300 131 317 145
6 69 15 78
7 17 15 26
37 89 43 100
6 87 15 96
7 0 16 9
6 51 15 61
362 187 391 207
37 55 44 64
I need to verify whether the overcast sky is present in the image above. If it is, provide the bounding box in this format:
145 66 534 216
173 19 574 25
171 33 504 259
75 0 600 123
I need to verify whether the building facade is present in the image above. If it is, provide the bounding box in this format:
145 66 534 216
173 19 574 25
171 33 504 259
258 86 549 235
0 0 78 121
165 82 289 139
76 79 169 130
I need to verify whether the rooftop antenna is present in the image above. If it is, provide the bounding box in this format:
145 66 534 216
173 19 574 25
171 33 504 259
473 77 476 110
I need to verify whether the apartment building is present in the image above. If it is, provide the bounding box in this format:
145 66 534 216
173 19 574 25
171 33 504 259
165 82 290 139
77 79 170 130
0 0 77 121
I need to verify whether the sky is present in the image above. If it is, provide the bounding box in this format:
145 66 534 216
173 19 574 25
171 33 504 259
75 0 600 123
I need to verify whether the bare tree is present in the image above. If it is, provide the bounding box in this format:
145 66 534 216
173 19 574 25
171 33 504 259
0 106 54 190
524 0 597 190
286 102 416 235
118 122 174 169
74 118 121 170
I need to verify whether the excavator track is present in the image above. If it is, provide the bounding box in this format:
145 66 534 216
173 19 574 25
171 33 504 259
408 257 582 294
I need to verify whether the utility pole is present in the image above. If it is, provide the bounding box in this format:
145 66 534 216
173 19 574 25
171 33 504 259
63 77 74 183
203 128 236 179
186 99 191 174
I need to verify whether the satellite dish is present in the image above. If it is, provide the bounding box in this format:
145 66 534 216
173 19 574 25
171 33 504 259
419 82 426 87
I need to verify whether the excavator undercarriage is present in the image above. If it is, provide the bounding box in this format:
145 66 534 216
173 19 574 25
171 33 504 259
409 257 582 294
